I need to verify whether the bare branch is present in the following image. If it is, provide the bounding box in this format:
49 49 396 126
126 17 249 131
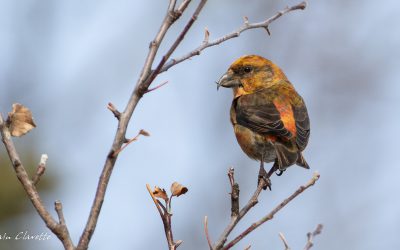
33 154 48 186
144 0 208 91
0 114 75 250
76 0 201 248
176 0 192 15
279 232 291 250
168 0 177 13
303 224 323 250
74 0 205 245
160 1 307 73
204 216 213 250
222 172 320 250
140 0 179 83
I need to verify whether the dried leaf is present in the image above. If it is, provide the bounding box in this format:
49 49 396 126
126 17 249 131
153 186 168 201
171 182 188 197
7 103 36 137
139 129 150 137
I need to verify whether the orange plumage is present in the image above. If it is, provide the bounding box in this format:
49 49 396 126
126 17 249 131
217 55 310 189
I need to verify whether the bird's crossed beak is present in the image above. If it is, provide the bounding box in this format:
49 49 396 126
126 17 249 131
216 70 242 90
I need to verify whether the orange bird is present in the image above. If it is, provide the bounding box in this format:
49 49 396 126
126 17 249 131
217 55 310 189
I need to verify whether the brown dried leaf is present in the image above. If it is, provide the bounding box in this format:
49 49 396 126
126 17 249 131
153 186 168 201
171 182 188 197
139 129 150 137
7 103 36 137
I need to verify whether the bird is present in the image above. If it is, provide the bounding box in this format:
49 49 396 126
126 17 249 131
217 55 310 190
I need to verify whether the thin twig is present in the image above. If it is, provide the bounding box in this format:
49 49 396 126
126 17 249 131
146 184 165 221
112 129 149 157
279 232 291 250
146 184 180 250
140 0 178 84
227 168 235 187
303 224 323 250
55 200 67 226
107 103 121 120
222 172 320 250
176 0 192 15
145 80 169 93
0 114 75 250
160 1 307 73
33 154 48 186
144 0 208 91
204 216 213 250
244 245 251 250
228 168 240 217
213 178 266 249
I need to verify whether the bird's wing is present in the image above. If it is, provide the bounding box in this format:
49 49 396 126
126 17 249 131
233 89 293 139
234 86 310 149
292 96 310 150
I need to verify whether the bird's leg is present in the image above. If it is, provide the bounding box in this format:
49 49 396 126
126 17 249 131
258 160 271 190
267 161 278 177
267 159 285 176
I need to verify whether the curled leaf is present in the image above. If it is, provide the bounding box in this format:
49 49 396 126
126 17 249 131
139 129 150 137
171 182 188 197
7 103 36 137
153 186 168 201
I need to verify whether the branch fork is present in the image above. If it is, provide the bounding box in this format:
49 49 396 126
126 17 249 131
208 170 320 250
0 114 75 250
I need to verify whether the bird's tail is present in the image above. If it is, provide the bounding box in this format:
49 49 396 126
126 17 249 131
296 152 310 169
273 141 309 170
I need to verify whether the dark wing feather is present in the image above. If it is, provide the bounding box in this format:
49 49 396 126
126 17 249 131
292 97 310 151
233 91 292 139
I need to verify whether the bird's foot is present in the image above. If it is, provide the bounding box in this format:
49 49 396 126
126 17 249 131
258 167 272 190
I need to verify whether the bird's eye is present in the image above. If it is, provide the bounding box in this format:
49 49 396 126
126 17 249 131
243 66 252 73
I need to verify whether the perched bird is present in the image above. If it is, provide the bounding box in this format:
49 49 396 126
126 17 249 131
217 55 310 189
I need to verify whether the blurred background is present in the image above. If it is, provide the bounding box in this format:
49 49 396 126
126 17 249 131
1 0 399 249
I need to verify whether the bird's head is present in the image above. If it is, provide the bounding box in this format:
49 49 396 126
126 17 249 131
217 55 287 97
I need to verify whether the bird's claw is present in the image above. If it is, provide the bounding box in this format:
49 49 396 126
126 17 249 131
275 169 285 176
